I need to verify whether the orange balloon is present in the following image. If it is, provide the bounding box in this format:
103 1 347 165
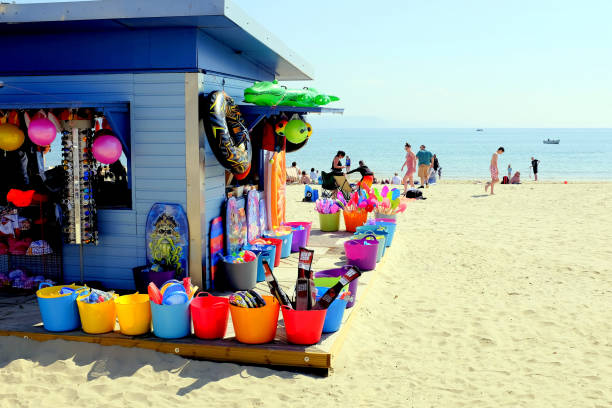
0 124 25 151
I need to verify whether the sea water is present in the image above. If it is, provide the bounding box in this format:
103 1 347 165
289 128 612 181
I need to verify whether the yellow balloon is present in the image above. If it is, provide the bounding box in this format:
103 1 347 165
0 124 25 151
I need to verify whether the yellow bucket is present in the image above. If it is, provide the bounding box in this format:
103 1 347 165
115 293 151 335
76 293 118 334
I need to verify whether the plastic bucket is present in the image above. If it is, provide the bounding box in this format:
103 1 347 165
230 295 279 344
344 238 378 272
281 306 327 345
343 209 368 232
319 212 340 232
264 230 293 259
150 300 191 339
356 225 389 256
223 259 257 290
190 292 229 340
375 218 396 224
115 293 151 335
353 232 385 262
284 221 312 245
375 212 397 220
148 270 176 288
245 244 275 282
252 237 282 267
315 266 359 308
289 227 308 252
77 293 118 334
374 221 397 247
316 287 347 333
36 283 87 332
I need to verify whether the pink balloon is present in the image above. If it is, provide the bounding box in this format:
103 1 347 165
28 118 57 146
93 134 123 164
398 202 408 212
358 201 367 208
381 185 389 197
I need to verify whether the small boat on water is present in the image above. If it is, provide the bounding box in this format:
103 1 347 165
543 138 560 144
476 128 484 132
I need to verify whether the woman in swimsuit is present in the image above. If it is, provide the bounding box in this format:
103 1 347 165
485 147 504 195
401 143 416 193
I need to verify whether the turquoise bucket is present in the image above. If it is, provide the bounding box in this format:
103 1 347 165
150 300 191 339
264 230 293 259
374 221 396 247
244 244 276 282
316 287 347 333
356 225 389 256
353 232 385 262
36 283 88 332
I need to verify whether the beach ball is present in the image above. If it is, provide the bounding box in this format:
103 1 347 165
275 119 288 136
0 124 25 151
28 117 57 146
92 134 122 164
285 119 309 144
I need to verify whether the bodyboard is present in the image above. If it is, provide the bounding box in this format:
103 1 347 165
269 150 286 228
225 196 247 255
209 216 224 290
259 198 267 236
246 189 260 242
146 203 189 279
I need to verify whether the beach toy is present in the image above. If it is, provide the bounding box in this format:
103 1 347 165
564 181 568 184
222 252 258 290
284 221 312 244
0 123 25 151
281 306 327 345
163 291 189 305
77 291 118 334
275 119 288 136
92 133 122 164
115 293 152 335
230 295 280 344
284 119 309 144
344 238 378 271
150 300 191 339
147 282 163 305
28 117 56 146
191 292 229 340
318 212 340 232
36 283 87 332
161 282 185 297
316 287 347 333
315 266 360 308
160 280 181 294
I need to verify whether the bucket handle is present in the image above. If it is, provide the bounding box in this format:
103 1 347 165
38 282 52 290
196 292 211 298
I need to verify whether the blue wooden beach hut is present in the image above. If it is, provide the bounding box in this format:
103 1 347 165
0 0 319 289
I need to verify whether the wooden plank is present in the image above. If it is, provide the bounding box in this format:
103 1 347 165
0 330 330 369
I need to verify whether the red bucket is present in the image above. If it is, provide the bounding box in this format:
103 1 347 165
281 306 327 345
190 292 229 340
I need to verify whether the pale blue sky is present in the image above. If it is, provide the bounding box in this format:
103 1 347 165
13 0 612 127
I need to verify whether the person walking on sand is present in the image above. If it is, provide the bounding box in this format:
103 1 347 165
345 155 351 172
401 143 417 193
530 157 540 181
485 147 504 195
415 144 433 189
507 164 512 179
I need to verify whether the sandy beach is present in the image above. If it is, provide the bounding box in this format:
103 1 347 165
1 181 610 407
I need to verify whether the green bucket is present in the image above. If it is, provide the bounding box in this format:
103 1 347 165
319 212 340 232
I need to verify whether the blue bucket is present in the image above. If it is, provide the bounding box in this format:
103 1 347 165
150 300 191 339
264 231 293 259
36 283 88 332
374 221 397 247
356 225 389 255
316 287 347 333
245 244 275 282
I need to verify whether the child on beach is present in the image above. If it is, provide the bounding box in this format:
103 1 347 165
401 143 416 193
508 164 512 178
485 147 504 195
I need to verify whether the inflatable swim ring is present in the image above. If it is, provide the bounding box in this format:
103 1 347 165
204 91 252 180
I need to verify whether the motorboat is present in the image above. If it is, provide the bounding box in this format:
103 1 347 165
543 139 560 144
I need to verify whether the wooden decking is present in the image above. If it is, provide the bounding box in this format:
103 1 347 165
0 229 382 375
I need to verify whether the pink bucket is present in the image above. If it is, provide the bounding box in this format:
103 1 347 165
283 221 312 245
344 238 378 271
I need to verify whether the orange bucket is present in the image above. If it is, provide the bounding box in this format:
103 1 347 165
343 209 368 232
229 295 280 344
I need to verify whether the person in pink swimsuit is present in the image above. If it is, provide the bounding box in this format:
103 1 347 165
485 146 504 195
401 142 417 193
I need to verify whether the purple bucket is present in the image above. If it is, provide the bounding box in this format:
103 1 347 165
148 270 176 288
344 238 378 272
290 227 308 252
315 265 360 308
